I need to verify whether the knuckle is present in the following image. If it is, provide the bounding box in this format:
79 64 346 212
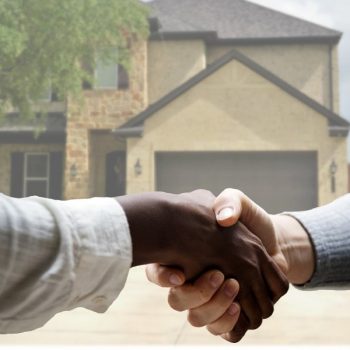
274 280 290 302
249 316 263 330
188 311 205 328
168 289 185 312
195 284 213 304
262 303 274 319
207 325 222 336
281 280 290 295
224 330 246 343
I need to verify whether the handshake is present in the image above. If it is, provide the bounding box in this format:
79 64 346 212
118 189 315 342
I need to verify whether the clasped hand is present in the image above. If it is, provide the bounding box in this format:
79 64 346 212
144 189 289 342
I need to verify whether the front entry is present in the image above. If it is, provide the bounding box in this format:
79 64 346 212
105 150 126 197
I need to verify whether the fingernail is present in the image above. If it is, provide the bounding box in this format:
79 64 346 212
209 271 224 288
228 303 239 316
224 281 237 298
217 207 234 221
169 274 182 286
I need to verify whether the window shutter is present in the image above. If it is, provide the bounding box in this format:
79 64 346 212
118 64 129 90
49 152 64 199
10 152 24 198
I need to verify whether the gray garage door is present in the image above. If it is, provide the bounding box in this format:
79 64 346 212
156 151 318 213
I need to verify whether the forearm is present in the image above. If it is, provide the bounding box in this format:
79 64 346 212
276 194 350 289
0 194 131 333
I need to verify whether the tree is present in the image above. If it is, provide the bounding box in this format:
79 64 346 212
0 0 149 120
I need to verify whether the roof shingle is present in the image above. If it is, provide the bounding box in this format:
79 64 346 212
146 0 341 43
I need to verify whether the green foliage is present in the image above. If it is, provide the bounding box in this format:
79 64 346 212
0 0 149 120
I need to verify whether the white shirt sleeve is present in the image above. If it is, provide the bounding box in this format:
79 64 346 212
0 193 132 334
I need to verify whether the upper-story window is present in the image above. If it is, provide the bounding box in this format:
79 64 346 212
39 86 52 102
85 48 129 90
38 84 60 102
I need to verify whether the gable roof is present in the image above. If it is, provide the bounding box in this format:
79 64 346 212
147 0 341 44
115 48 349 137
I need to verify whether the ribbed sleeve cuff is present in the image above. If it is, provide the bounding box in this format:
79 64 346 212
287 194 350 289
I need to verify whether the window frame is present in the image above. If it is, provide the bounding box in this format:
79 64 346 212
23 152 50 197
38 83 53 102
94 49 119 90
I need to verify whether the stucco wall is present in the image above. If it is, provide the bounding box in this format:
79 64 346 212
148 40 206 103
126 59 347 206
207 43 337 112
331 44 340 114
0 143 64 196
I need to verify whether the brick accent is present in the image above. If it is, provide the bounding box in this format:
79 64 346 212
64 40 147 199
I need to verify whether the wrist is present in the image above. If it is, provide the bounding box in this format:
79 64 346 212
117 192 176 267
273 214 315 285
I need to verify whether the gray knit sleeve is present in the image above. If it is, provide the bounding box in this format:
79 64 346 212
288 194 350 289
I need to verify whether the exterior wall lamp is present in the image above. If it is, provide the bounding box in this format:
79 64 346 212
70 164 77 179
329 159 338 193
134 158 142 176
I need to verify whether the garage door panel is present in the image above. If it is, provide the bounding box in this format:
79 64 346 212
156 151 317 213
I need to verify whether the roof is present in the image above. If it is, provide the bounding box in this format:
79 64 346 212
115 48 349 137
0 112 66 143
146 0 342 44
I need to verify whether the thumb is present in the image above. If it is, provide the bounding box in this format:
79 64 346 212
146 264 186 288
214 189 276 254
214 190 243 227
216 207 239 227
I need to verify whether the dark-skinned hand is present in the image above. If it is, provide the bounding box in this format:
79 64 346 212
117 189 288 335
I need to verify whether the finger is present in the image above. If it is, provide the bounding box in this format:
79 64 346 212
251 277 274 319
222 313 249 343
168 270 224 311
262 260 289 303
207 303 241 336
188 279 239 327
238 286 263 330
145 264 185 287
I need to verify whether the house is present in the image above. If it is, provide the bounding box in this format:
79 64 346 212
0 0 348 213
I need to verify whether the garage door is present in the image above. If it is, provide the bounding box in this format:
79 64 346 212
156 151 318 213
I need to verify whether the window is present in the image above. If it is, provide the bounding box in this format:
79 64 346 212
24 153 50 197
10 151 63 199
94 48 129 90
38 86 52 102
95 60 119 89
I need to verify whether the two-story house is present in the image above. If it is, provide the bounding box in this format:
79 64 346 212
1 0 348 213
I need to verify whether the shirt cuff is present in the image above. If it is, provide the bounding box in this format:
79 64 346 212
286 194 350 289
60 197 132 313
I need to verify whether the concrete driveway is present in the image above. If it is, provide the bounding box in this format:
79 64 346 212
1 266 350 346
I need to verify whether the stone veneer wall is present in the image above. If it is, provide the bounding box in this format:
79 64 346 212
64 40 147 199
0 143 64 195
